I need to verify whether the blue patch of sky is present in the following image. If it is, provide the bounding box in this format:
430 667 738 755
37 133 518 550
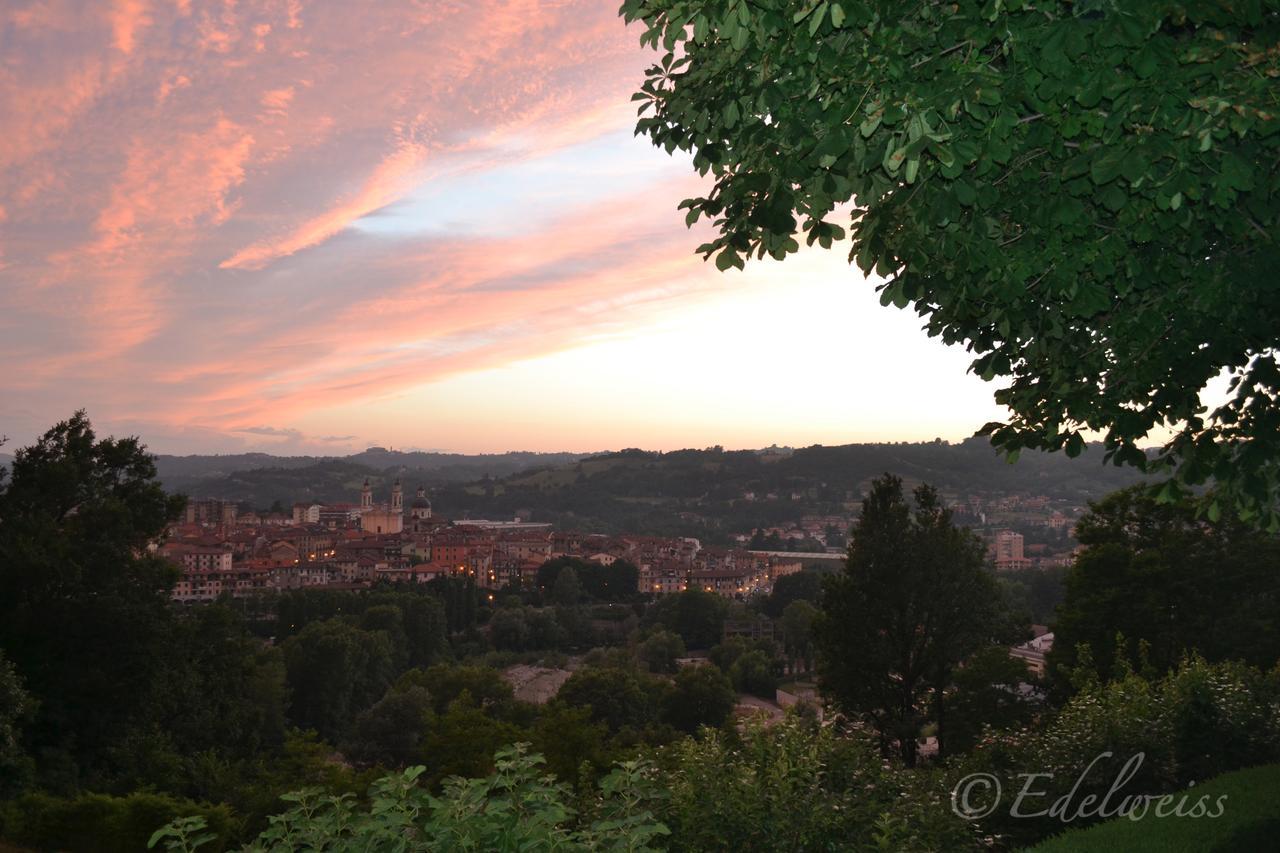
351 130 681 238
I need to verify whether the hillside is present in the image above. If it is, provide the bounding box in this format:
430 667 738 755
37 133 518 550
429 438 1148 542
154 449 586 507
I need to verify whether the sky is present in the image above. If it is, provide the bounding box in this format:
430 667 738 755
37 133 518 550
0 0 1008 456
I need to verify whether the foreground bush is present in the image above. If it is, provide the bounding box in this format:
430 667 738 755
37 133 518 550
0 790 236 853
150 744 668 852
959 655 1280 846
153 718 986 852
659 716 977 852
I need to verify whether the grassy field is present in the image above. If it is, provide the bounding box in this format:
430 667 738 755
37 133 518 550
1025 763 1280 852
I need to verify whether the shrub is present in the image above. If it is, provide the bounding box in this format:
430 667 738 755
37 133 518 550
0 790 236 853
149 745 668 852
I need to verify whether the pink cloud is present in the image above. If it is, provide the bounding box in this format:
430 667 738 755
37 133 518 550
110 0 151 54
0 0 711 451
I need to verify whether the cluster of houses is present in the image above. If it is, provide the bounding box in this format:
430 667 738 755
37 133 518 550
161 482 803 603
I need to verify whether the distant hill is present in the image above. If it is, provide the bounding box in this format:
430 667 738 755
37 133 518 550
428 438 1149 541
154 449 587 507
146 438 1149 536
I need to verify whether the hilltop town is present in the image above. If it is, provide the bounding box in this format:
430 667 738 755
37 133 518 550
162 467 1076 605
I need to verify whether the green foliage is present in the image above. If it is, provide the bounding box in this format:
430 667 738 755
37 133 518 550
639 628 686 674
153 604 289 766
552 566 585 606
538 556 642 602
780 599 819 673
728 649 777 699
489 606 536 651
761 570 824 619
341 686 434 769
420 695 531 783
1050 486 1280 691
151 745 669 852
818 474 1018 765
961 655 1280 845
657 716 976 851
623 0 1280 526
646 589 729 649
1025 763 1280 853
399 664 514 715
662 665 736 734
528 702 615 783
0 412 186 789
281 619 396 741
997 565 1068 626
0 790 235 853
0 650 36 797
275 588 448 667
558 667 668 733
945 647 1041 755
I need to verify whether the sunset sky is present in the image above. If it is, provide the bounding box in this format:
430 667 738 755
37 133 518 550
0 0 1007 455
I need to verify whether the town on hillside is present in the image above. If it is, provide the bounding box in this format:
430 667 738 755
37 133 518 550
160 477 1078 603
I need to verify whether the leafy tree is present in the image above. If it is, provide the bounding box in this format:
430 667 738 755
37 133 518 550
281 619 396 741
0 412 185 789
944 647 1039 755
761 570 823 618
647 589 729 649
623 1 1280 526
708 635 751 672
997 565 1068 626
1 790 235 853
556 667 659 733
728 649 777 699
419 695 530 783
342 686 434 769
527 702 613 783
780 600 819 673
1049 486 1280 691
363 594 448 668
552 566 584 607
0 650 36 796
153 604 289 764
639 629 686 674
662 665 736 733
423 575 479 634
817 474 1014 765
488 607 533 652
398 664 514 715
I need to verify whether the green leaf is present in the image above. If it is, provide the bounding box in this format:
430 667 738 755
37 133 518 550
809 2 828 37
1090 148 1127 185
715 249 741 271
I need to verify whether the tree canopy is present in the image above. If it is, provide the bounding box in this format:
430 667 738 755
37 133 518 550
1049 485 1280 690
622 0 1280 527
817 474 1017 764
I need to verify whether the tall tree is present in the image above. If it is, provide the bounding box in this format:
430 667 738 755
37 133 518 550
0 412 185 789
282 619 396 741
1049 486 1280 691
622 1 1280 526
0 650 36 796
817 474 1012 765
781 599 818 673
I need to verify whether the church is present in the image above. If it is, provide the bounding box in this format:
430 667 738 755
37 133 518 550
358 480 434 534
359 479 404 534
